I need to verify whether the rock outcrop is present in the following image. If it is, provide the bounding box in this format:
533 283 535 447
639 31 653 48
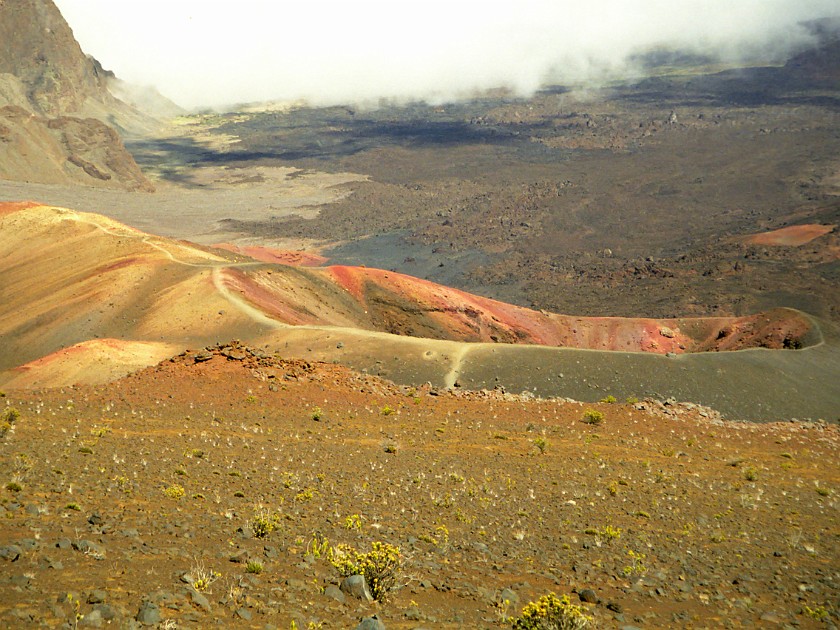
0 0 167 189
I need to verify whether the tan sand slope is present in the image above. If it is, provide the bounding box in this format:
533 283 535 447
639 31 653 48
1 338 179 389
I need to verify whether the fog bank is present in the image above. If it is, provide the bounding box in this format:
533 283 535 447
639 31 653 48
55 0 840 110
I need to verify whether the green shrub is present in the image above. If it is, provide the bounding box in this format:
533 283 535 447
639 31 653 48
251 507 281 539
512 592 592 629
329 541 401 601
1 408 20 437
163 484 185 499
582 409 603 425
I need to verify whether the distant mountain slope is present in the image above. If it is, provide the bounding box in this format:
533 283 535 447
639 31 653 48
0 106 154 190
0 0 174 131
0 0 172 189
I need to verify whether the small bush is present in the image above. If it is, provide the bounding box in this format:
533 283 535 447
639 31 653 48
534 437 548 454
251 507 281 539
163 484 185 499
343 514 363 530
600 525 621 542
582 409 603 425
245 561 264 574
511 592 592 629
1 408 21 437
329 541 401 602
599 395 617 404
189 561 221 592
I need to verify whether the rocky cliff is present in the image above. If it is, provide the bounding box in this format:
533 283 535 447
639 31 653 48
0 0 168 190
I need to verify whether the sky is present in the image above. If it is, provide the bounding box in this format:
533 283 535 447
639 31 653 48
54 0 840 110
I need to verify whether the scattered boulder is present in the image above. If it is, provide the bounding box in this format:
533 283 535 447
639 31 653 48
86 590 107 604
323 584 345 603
355 615 386 630
0 545 22 561
135 601 160 626
72 540 106 558
189 588 211 613
340 574 373 601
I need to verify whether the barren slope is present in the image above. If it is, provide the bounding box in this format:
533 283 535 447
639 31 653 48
0 347 837 628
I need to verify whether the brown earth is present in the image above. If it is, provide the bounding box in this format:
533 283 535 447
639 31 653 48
0 343 837 628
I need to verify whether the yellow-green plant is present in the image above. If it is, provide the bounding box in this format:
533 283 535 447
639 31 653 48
190 561 221 592
163 484 185 499
622 549 647 576
251 507 281 539
600 525 621 542
328 541 401 601
307 533 330 559
802 605 829 621
582 409 603 425
511 592 592 629
343 514 363 530
0 408 20 437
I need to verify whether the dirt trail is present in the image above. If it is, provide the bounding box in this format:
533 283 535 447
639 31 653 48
443 344 472 389
211 268 288 330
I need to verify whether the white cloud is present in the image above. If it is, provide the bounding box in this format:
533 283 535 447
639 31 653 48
55 0 840 109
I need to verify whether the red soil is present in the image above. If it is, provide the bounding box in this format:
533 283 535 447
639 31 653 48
0 200 43 216
744 223 836 246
